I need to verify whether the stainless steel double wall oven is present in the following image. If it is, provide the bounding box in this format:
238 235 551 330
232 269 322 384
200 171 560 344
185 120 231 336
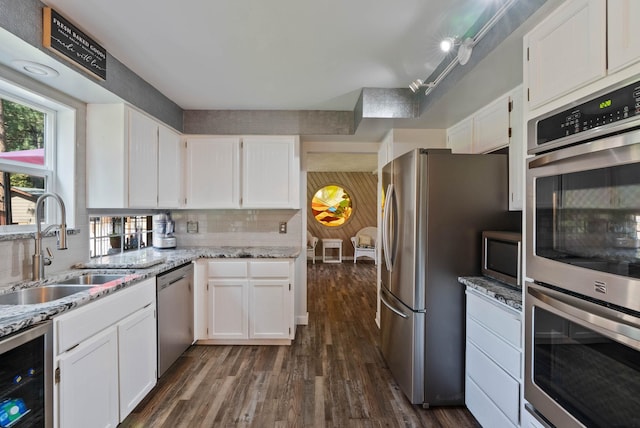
525 77 640 428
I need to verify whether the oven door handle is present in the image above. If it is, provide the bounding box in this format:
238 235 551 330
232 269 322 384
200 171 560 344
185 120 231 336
528 131 640 169
528 286 640 347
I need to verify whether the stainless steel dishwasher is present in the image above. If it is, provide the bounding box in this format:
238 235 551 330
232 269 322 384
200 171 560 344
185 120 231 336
156 262 194 377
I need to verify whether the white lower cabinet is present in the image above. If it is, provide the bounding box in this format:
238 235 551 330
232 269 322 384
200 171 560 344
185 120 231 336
54 278 157 428
117 304 157 418
465 288 522 428
209 278 249 339
200 259 294 344
58 327 119 428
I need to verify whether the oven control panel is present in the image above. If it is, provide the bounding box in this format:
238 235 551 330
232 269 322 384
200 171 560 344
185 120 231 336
536 80 640 146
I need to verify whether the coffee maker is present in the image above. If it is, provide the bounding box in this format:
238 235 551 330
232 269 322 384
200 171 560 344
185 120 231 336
152 213 177 249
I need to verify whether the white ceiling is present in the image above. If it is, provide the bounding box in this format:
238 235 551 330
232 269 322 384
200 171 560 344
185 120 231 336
41 0 490 111
1 1 557 172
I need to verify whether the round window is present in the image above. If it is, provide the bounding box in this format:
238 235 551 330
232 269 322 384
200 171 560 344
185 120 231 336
311 185 353 227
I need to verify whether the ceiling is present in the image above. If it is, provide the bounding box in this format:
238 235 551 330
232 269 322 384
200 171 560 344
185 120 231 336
41 0 490 111
1 0 555 172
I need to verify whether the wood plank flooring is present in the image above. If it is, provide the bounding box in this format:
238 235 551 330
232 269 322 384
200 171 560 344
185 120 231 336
121 262 480 427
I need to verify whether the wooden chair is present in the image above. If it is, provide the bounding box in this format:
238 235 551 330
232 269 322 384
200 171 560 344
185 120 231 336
307 231 319 264
350 226 377 264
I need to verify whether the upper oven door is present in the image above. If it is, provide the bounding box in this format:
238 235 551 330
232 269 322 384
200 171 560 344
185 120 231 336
526 129 640 311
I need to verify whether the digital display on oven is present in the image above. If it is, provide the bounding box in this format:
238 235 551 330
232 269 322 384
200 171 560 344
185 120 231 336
536 80 640 146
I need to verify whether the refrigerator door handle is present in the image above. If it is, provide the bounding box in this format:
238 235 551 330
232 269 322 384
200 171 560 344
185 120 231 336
382 183 395 271
380 290 409 319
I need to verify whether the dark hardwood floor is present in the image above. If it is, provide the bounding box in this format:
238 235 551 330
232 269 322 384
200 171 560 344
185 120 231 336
121 262 480 427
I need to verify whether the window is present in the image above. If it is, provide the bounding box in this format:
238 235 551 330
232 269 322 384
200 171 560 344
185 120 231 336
311 185 353 227
89 216 153 258
0 96 52 226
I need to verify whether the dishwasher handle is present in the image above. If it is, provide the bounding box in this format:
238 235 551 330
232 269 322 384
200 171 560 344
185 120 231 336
158 274 188 291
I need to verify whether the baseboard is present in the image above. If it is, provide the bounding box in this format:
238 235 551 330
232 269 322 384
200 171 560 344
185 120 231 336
296 312 309 325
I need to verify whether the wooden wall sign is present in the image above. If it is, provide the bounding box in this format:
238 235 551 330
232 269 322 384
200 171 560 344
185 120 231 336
42 7 107 80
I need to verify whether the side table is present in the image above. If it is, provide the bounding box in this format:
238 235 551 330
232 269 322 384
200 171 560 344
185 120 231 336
322 238 343 263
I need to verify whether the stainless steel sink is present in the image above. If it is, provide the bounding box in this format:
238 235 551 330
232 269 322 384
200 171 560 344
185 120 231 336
56 273 125 285
0 285 94 305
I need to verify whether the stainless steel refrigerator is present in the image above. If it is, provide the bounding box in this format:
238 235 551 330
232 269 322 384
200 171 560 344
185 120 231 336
380 148 519 407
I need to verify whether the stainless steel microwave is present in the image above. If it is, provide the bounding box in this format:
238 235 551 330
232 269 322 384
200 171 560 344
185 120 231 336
482 231 522 287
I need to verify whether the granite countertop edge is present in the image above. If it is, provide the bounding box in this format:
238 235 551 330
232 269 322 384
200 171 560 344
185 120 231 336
0 246 301 339
458 276 523 313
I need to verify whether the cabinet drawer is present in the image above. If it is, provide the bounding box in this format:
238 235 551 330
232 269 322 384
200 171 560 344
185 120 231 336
208 261 248 278
55 278 155 354
467 317 521 379
466 341 520 425
466 375 518 428
467 290 521 348
249 261 290 278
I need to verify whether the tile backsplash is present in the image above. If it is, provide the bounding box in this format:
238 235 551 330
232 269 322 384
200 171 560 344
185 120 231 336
170 209 302 247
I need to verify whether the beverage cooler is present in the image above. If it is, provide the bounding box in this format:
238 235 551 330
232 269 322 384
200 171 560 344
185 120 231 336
0 322 52 428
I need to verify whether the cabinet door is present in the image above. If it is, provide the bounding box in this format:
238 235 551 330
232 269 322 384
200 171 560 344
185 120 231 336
249 279 291 339
193 260 209 341
526 0 606 109
473 95 510 154
185 137 240 208
128 108 159 208
58 327 119 428
446 118 473 153
118 304 157 422
86 104 128 208
208 279 248 339
608 0 640 74
242 136 299 208
509 87 524 211
157 125 182 208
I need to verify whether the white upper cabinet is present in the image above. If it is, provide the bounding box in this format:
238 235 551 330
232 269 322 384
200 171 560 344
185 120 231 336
525 0 606 109
184 135 300 209
157 125 183 208
607 0 640 74
509 87 524 211
473 94 510 154
128 109 159 208
184 136 241 208
242 136 300 209
87 104 182 209
525 0 640 111
446 118 473 154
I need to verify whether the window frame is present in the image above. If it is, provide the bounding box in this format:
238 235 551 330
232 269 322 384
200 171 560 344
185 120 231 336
0 74 75 234
310 183 355 228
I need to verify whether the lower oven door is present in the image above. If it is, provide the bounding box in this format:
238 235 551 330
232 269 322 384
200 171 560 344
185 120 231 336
525 281 640 428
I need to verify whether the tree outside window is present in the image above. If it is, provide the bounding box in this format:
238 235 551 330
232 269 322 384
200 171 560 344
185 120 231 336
0 98 48 225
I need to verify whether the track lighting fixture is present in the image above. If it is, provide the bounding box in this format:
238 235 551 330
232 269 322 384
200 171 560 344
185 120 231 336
440 37 457 53
409 0 516 96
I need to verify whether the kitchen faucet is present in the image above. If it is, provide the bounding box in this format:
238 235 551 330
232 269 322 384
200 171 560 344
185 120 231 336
32 192 68 280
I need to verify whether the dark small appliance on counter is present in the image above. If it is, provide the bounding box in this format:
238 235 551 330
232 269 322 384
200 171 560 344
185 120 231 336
481 230 522 287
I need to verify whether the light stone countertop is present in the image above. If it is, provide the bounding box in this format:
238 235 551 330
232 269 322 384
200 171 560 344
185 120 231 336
0 246 301 339
458 276 523 312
